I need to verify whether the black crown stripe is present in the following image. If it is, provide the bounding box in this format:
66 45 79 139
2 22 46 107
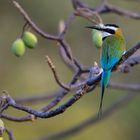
105 24 119 28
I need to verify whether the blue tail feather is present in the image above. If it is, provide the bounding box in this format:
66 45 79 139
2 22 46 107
98 70 111 118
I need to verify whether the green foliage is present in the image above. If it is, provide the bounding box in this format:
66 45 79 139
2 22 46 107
0 119 4 130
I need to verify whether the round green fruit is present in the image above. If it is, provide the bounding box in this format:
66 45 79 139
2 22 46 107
11 39 26 57
0 119 4 136
0 119 4 130
92 29 102 48
23 31 38 49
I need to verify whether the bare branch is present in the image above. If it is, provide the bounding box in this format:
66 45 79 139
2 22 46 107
46 56 70 91
109 82 140 91
58 45 78 72
5 128 15 140
4 0 140 139
106 3 140 19
42 91 139 140
13 1 75 62
58 13 75 39
3 85 89 118
119 55 140 73
72 0 140 19
13 1 59 40
1 114 35 122
72 0 89 9
41 90 68 112
15 92 60 104
86 42 140 86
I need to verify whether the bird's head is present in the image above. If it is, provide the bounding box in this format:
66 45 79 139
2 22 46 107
86 24 123 40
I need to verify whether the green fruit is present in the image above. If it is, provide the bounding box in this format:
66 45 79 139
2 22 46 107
23 31 38 49
0 137 3 140
11 39 26 57
0 119 4 137
0 119 4 130
92 29 102 48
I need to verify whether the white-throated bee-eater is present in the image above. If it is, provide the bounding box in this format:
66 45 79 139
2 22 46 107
86 24 126 117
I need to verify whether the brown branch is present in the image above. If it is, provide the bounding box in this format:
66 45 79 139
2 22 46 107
14 81 140 106
15 92 60 104
106 3 140 19
109 82 140 91
72 0 89 9
58 45 78 72
46 56 70 91
3 87 89 119
40 90 68 112
58 13 75 39
118 55 140 73
5 128 15 140
86 42 140 86
40 67 86 112
1 0 140 140
2 41 140 121
72 0 140 19
13 1 75 62
42 91 139 140
13 1 59 40
1 114 35 122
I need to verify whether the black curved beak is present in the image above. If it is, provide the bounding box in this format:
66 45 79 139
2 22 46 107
85 25 103 31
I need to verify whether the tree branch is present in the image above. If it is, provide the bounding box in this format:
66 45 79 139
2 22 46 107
5 128 15 140
41 91 139 140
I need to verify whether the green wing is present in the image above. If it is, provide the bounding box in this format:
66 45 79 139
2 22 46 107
101 35 126 70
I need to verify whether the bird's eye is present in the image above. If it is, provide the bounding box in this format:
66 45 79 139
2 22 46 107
105 29 115 34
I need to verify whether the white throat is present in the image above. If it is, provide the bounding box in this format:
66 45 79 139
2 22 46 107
102 32 111 38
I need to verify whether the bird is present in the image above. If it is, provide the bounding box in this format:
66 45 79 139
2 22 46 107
86 24 126 117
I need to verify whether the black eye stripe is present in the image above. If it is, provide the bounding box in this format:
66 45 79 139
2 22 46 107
103 29 115 34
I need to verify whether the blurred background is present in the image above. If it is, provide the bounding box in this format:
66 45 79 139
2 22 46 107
0 0 140 140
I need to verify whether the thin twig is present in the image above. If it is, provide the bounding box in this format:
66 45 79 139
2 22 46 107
15 92 61 104
5 128 14 140
109 82 140 91
58 13 75 39
72 0 140 19
106 3 140 19
13 1 59 40
46 56 70 91
1 114 35 122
